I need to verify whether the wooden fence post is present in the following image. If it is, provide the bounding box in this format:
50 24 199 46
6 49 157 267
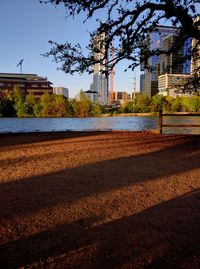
159 110 163 134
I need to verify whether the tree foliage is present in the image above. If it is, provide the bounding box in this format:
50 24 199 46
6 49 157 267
13 86 26 117
42 0 200 76
0 88 103 117
0 89 199 117
120 94 200 113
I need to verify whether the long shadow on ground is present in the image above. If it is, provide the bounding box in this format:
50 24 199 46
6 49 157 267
0 189 200 268
0 131 111 148
0 134 200 268
0 135 199 219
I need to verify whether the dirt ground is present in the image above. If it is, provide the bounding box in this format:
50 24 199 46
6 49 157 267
0 131 200 269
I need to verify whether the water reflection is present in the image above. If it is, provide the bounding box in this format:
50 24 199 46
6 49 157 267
164 116 200 134
0 116 199 134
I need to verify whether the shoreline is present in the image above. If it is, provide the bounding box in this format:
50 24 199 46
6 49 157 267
103 112 200 117
0 111 199 119
2 129 200 137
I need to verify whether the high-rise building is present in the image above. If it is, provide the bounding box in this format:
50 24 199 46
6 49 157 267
182 37 192 74
91 32 109 105
156 18 200 96
190 47 200 92
84 90 98 102
109 46 115 104
142 26 179 97
158 74 190 96
191 17 200 74
159 34 183 75
140 73 145 93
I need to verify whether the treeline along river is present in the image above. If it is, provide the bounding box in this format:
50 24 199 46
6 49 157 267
0 116 200 134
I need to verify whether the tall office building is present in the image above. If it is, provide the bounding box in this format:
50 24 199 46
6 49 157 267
142 26 179 97
191 38 200 73
157 18 200 96
158 73 190 96
183 37 192 74
191 17 200 74
84 90 98 102
91 32 109 105
140 73 145 93
159 34 183 75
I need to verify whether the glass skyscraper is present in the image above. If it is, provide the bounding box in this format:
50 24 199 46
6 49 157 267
183 37 192 74
91 32 109 105
143 26 179 97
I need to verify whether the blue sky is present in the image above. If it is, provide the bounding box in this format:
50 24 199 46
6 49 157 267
0 0 139 97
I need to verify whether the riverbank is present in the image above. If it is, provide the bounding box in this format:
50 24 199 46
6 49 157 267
1 111 200 118
102 112 200 117
0 131 200 268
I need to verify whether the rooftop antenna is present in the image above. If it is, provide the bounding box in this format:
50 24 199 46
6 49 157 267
17 59 24 74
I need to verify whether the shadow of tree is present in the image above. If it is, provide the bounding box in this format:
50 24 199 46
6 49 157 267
0 131 111 148
0 133 197 169
0 190 199 268
0 131 195 151
0 133 196 165
0 133 200 268
0 135 199 219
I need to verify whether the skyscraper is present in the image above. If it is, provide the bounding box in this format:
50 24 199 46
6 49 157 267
191 17 200 74
91 32 109 105
156 18 200 96
142 26 179 97
191 41 199 74
140 73 145 93
182 37 192 74
159 34 183 75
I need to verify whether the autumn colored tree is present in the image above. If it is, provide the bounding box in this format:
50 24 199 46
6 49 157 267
24 93 37 117
52 94 68 117
13 85 26 117
40 92 54 117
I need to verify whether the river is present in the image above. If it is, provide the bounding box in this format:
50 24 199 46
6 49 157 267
0 116 199 134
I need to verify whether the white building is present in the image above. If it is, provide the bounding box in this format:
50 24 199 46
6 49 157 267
84 90 99 102
53 87 69 98
142 26 179 97
91 32 109 105
158 74 190 97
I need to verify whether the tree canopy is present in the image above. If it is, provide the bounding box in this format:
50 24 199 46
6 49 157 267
41 0 200 76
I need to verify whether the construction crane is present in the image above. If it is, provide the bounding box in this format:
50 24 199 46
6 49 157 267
17 59 24 74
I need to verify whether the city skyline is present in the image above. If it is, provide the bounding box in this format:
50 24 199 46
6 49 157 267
0 0 140 98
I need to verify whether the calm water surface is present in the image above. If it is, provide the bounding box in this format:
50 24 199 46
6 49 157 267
0 116 199 134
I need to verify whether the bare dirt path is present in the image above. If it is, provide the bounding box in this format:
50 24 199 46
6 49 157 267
0 131 199 269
